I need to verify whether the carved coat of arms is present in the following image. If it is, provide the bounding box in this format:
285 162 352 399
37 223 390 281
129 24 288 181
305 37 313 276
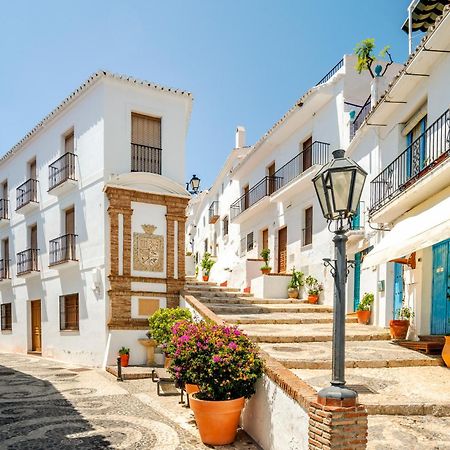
133 224 164 272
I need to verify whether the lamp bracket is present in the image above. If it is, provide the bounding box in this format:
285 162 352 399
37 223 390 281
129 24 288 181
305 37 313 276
323 258 356 281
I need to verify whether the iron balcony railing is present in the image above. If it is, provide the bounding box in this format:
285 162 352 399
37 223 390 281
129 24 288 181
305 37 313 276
208 201 219 224
16 179 38 210
350 96 371 140
272 141 330 192
17 248 39 275
0 259 10 280
230 176 282 220
49 152 77 191
49 234 77 266
370 109 450 216
131 143 162 174
0 199 9 220
315 59 344 86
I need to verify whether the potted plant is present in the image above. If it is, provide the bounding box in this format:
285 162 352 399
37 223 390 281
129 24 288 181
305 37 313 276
356 292 374 324
287 268 304 299
118 347 130 367
148 307 193 367
354 38 393 78
390 304 414 340
442 335 450 368
305 276 323 304
201 252 215 282
169 321 264 445
260 248 271 275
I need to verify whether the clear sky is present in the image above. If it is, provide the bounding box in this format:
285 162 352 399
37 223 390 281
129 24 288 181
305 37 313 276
0 0 411 188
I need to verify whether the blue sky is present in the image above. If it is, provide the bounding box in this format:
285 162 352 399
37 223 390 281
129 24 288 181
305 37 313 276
0 1 411 188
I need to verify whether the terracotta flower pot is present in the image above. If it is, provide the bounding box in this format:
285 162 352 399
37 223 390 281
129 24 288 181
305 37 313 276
202 275 209 282
164 355 172 368
389 320 410 340
190 395 245 445
261 268 270 275
442 336 450 368
185 383 200 395
288 288 299 299
308 294 319 304
120 354 129 367
356 310 371 325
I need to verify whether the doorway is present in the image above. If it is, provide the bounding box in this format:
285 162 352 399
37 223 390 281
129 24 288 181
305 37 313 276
431 239 450 335
30 300 42 353
278 227 287 273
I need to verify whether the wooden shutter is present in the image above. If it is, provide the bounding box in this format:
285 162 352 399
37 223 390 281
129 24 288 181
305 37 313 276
262 229 269 251
65 208 75 235
131 113 161 148
243 185 249 210
30 225 37 249
65 132 74 153
61 294 79 330
302 137 313 171
268 162 276 194
1 303 12 330
278 227 287 273
29 160 37 180
304 207 313 245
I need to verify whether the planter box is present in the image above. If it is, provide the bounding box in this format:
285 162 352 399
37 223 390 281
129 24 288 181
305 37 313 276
251 274 292 299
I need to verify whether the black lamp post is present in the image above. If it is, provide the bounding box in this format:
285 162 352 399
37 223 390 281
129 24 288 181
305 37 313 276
186 174 201 194
312 149 367 404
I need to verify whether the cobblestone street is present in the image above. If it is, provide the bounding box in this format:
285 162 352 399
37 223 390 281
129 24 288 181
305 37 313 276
0 353 259 450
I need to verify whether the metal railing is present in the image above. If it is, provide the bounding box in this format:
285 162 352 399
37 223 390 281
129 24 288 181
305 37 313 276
370 109 450 215
49 234 77 266
272 141 330 192
16 179 38 210
315 59 344 86
0 259 10 280
17 248 39 275
208 201 219 223
230 176 282 220
0 199 9 220
49 152 77 191
131 143 162 174
350 96 371 140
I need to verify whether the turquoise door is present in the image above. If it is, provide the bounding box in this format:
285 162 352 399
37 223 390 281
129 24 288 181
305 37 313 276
393 262 404 318
431 239 450 335
353 252 361 310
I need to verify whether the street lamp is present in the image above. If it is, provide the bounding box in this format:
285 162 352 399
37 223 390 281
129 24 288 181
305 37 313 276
186 174 201 194
312 149 367 404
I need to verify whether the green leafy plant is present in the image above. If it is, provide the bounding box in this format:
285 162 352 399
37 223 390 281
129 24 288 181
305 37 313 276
396 304 415 321
118 347 129 355
354 38 393 78
260 264 272 271
148 308 193 348
305 275 323 296
168 321 264 401
201 252 215 276
260 248 270 264
357 292 374 311
288 267 305 289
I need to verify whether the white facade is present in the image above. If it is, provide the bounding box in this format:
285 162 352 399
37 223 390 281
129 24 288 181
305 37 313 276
0 71 192 366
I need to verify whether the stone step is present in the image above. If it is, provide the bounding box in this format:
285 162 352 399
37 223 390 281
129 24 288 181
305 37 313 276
209 303 333 314
220 312 357 325
185 285 241 293
185 281 217 287
186 290 253 298
260 341 444 370
196 296 303 305
240 323 391 343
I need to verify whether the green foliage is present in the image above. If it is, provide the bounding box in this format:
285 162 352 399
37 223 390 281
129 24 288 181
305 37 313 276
305 275 323 296
288 267 305 289
148 307 193 347
260 264 272 271
168 321 264 401
357 292 374 311
396 304 415 320
354 38 393 78
201 252 215 276
260 248 270 263
118 346 129 355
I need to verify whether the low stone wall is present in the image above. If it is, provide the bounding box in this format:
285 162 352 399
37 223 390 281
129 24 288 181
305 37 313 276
251 274 292 299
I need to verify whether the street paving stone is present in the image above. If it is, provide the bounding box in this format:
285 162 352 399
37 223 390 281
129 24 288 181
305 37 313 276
0 353 260 450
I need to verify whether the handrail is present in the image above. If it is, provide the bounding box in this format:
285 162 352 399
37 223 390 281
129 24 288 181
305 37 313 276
49 234 77 266
350 96 371 140
315 59 344 86
131 143 162 174
17 248 39 275
49 152 77 191
16 179 38 210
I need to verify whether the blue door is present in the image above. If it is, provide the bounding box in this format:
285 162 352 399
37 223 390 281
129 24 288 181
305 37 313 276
393 262 404 318
353 252 361 310
431 239 450 335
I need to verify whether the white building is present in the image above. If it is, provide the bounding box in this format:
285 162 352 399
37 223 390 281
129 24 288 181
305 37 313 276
0 71 193 366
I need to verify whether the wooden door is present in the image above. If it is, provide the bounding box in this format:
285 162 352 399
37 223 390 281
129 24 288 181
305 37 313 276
31 300 42 352
29 160 37 180
267 162 276 194
65 208 75 234
30 225 37 249
262 229 269 252
243 185 250 210
302 137 313 171
278 227 287 273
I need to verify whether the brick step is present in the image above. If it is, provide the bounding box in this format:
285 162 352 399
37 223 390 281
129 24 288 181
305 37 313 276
209 303 333 314
221 312 357 325
196 296 303 305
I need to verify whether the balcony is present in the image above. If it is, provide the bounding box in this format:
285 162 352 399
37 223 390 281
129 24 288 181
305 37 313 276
370 109 450 222
315 59 344 86
347 203 366 243
209 201 219 224
48 152 77 195
131 143 162 174
230 176 282 222
17 248 39 277
0 199 9 227
0 259 11 282
350 96 371 140
271 141 330 197
16 179 38 214
49 234 78 268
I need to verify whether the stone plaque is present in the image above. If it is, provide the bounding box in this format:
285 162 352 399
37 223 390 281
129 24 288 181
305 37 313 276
133 224 164 272
138 298 160 316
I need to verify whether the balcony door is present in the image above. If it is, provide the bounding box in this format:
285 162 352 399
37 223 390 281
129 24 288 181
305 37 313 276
302 137 313 172
278 227 287 274
65 207 75 260
431 239 450 335
262 228 269 252
243 185 249 210
131 113 162 173
30 300 42 353
267 163 276 195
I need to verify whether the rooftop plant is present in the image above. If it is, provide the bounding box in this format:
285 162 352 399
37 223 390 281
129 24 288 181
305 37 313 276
354 38 393 78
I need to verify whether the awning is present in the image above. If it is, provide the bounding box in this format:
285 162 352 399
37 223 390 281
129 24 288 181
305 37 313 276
402 0 450 33
362 187 450 268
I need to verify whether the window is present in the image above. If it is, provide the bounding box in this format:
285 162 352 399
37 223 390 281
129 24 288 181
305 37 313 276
59 294 79 331
0 182 7 220
304 206 313 246
1 303 12 330
246 232 254 252
64 131 75 154
131 113 162 173
1 238 9 279
223 216 229 237
262 228 269 251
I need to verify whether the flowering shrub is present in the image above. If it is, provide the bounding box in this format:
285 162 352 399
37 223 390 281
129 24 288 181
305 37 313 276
148 308 193 347
168 321 264 401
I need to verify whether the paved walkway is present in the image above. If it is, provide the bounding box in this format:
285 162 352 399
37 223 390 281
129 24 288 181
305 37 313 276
0 353 259 450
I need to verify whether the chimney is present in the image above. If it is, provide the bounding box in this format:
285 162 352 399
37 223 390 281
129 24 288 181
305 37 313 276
235 126 246 148
370 73 389 108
